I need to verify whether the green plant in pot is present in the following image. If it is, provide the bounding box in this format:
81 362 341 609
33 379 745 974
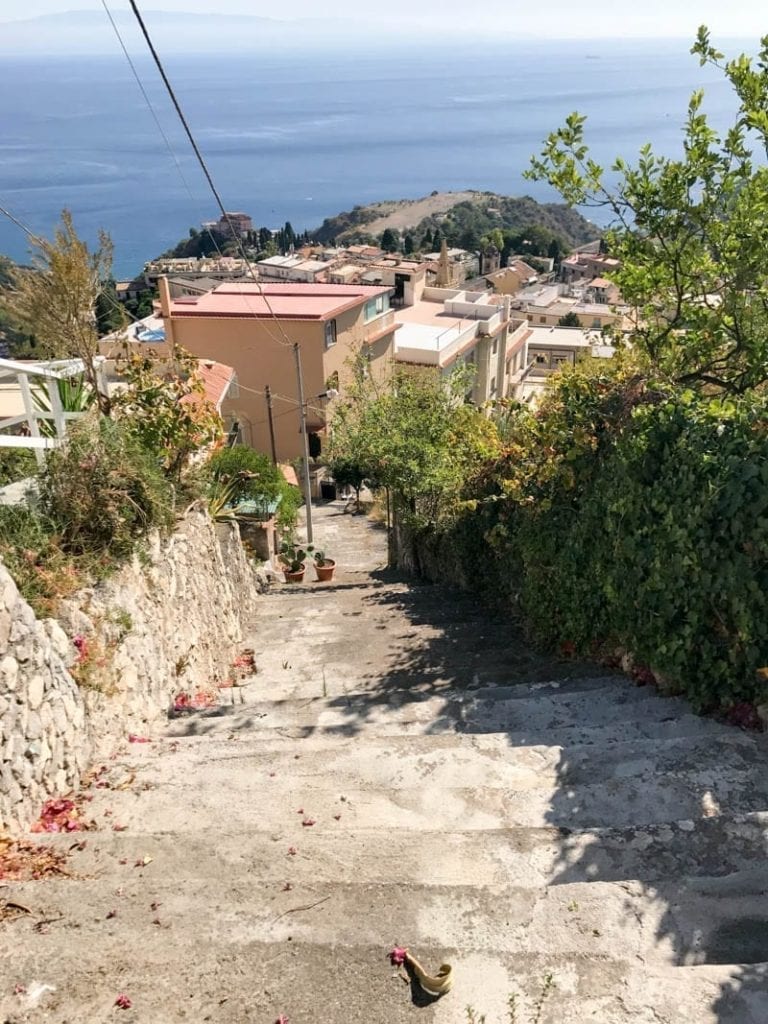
313 548 336 583
279 538 307 583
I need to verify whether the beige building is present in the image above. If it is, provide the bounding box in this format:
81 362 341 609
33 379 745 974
360 258 428 307
511 325 615 404
141 256 252 290
158 279 397 460
485 258 540 296
394 288 528 404
512 284 625 331
256 255 334 283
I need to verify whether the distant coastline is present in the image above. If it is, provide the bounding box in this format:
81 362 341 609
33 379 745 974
0 43 731 276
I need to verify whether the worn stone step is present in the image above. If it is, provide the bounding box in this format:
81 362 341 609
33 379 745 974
165 695 734 747
7 869 768 969
24 811 768 892
77 753 768 832
0 937 763 1024
242 672 637 706
129 732 761 795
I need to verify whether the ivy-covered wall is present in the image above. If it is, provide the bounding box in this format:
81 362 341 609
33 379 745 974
402 386 768 713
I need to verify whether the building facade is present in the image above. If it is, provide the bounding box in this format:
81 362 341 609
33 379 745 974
158 280 397 460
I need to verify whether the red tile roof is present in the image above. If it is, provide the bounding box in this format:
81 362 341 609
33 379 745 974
168 283 391 321
181 360 235 412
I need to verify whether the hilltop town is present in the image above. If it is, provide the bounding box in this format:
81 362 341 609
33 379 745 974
81 200 622 460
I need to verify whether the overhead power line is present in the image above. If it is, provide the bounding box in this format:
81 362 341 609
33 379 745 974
124 0 294 350
124 0 321 541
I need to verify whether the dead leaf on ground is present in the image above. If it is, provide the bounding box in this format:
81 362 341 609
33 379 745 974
0 837 71 882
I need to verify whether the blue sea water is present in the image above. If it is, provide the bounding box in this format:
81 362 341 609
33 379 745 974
0 39 737 278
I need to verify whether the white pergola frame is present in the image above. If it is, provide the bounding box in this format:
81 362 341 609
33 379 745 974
0 356 108 466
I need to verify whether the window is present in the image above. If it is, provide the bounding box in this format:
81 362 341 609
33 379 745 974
364 293 389 322
490 376 496 394
539 316 547 323
492 337 498 355
324 319 337 349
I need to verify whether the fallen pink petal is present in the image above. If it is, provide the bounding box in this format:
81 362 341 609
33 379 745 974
287 847 297 856
275 1016 289 1024
128 735 150 744
301 818 316 827
114 994 132 1009
106 909 117 919
389 946 408 966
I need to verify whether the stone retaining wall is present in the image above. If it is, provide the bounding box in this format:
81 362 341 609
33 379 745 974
0 508 261 832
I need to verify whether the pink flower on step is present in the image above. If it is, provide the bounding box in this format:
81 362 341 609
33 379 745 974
301 818 316 827
276 1016 289 1024
114 994 132 1009
389 946 408 966
287 846 297 856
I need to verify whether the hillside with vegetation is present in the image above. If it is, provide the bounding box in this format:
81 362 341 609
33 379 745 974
0 255 36 357
310 190 599 255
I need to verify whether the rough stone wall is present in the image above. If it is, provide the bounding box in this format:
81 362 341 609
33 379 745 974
0 508 261 831
0 572 88 832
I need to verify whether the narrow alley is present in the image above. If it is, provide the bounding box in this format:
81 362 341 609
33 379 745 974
2 502 767 1023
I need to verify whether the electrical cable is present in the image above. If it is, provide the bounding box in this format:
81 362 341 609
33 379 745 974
125 0 296 351
103 0 304 356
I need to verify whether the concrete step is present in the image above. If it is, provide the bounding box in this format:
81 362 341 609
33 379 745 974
9 868 768 968
165 693 735 747
39 805 768 891
1 936 764 1024
80 757 768 831
129 732 761 796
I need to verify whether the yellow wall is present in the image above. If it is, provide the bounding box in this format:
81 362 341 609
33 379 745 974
162 297 395 460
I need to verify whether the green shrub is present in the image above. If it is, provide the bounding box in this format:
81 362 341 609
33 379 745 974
38 415 173 560
0 418 176 615
0 448 37 487
413 368 768 712
0 505 87 616
207 445 301 530
276 481 301 531
208 446 282 503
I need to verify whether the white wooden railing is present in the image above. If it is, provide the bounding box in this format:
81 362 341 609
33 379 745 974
0 357 108 466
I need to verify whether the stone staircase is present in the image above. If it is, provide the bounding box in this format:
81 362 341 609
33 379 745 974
2 503 767 1023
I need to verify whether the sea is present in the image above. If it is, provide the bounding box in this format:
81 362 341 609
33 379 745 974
0 38 741 279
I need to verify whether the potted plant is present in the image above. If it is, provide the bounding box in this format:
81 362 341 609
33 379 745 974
279 539 307 583
313 549 336 583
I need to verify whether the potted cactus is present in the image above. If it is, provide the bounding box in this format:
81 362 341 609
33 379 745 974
313 549 336 583
279 539 307 583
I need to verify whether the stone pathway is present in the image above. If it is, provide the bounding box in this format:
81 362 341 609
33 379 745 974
2 502 768 1023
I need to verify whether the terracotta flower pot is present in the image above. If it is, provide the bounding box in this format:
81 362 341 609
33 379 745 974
314 559 336 582
283 563 306 583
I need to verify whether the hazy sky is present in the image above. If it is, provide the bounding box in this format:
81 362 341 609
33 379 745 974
2 0 766 37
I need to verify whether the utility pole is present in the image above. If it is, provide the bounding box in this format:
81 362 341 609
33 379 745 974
264 385 277 465
293 342 314 546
